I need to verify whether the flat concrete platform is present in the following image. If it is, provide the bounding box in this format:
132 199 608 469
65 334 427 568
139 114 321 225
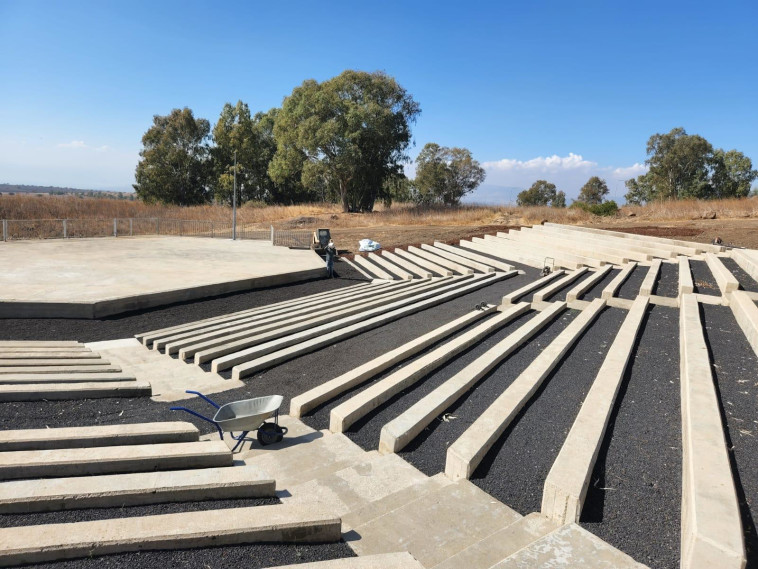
0 236 325 318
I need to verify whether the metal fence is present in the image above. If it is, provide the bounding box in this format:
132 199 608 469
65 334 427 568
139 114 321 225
1 218 311 248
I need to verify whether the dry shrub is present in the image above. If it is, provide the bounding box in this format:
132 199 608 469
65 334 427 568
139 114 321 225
622 198 758 220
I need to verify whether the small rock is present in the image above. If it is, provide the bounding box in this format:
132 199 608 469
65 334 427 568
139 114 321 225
702 210 716 219
626 211 637 217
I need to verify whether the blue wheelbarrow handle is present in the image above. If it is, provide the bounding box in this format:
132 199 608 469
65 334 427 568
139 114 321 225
169 405 224 439
184 390 221 409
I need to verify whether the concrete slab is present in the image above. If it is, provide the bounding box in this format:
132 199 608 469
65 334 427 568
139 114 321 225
0 365 123 375
731 249 758 283
434 242 513 272
341 256 375 279
679 256 694 295
0 358 109 367
566 265 614 302
471 237 582 270
533 268 589 302
354 254 395 280
266 552 424 569
541 297 648 524
0 380 152 401
0 504 341 566
705 252 739 294
290 308 493 417
525 226 642 263
0 237 325 318
0 422 199 451
534 224 675 259
432 513 560 569
381 251 434 278
348 479 521 568
0 351 99 359
408 245 473 275
496 231 608 269
445 299 605 480
0 466 274 513
490 523 647 568
601 262 637 299
0 440 232 480
728 291 758 358
502 270 565 305
0 372 135 384
230 273 514 379
421 243 494 273
370 252 414 280
0 347 90 353
330 304 528 432
680 294 745 568
0 341 82 348
639 258 662 296
394 248 453 276
379 302 565 454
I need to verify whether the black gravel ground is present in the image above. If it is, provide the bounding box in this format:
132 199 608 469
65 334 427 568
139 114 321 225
341 310 578 459
580 305 681 569
701 304 758 567
0 497 280 527
469 307 626 516
529 272 595 303
0 263 367 342
654 261 679 298
721 256 758 293
689 260 720 296
617 265 647 300
21 542 356 569
582 268 620 301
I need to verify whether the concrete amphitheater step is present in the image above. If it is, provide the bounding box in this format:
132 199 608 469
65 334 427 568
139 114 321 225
601 262 637 300
394 248 453 276
542 222 717 254
330 303 529 433
0 465 274 513
444 298 605 480
0 351 99 360
489 523 647 568
505 228 630 265
348 479 521 568
705 252 739 294
408 245 473 275
496 231 608 269
730 248 758 283
0 341 82 348
341 256 378 280
378 301 566 455
431 513 560 569
680 294 745 568
728 290 758 358
0 440 232 480
266 552 425 569
433 241 513 272
566 265 614 303
421 243 495 273
533 224 675 259
354 254 396 280
290 308 494 418
0 380 151 401
679 255 695 295
541 296 649 524
639 259 662 296
0 372 135 384
533 268 589 303
369 252 414 280
469 236 583 270
0 421 199 451
501 271 565 305
0 366 124 376
0 504 341 567
381 250 434 278
0 358 110 367
228 273 515 379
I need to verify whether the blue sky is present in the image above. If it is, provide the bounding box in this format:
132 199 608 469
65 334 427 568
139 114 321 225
1 0 756 203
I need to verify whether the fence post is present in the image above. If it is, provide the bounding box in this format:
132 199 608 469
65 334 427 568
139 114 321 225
270 225 274 244
156 218 160 235
63 219 68 239
113 218 117 237
129 218 133 236
2 219 6 242
211 221 215 238
180 220 183 236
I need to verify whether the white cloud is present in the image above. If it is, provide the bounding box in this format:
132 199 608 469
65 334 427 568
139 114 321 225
611 163 648 179
484 152 597 172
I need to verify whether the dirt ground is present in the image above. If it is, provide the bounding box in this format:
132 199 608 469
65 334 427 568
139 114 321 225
331 218 758 256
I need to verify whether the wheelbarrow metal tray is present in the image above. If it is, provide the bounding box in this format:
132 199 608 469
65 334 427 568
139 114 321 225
213 395 284 432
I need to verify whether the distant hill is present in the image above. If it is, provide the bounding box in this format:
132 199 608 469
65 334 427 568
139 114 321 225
0 184 135 200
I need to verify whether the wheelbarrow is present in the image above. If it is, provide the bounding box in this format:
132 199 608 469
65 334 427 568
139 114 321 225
170 390 288 452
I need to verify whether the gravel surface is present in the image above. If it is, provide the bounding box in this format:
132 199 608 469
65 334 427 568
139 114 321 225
701 304 758 566
582 268 620 301
22 542 356 569
333 309 578 459
689 260 720 296
469 307 626 515
617 265 647 300
0 262 367 342
580 305 681 569
532 272 594 303
0 497 280 528
654 261 679 298
721 256 758 292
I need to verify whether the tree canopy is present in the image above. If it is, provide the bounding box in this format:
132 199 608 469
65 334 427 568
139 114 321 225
413 143 485 205
576 176 609 205
625 127 757 204
269 70 421 212
517 180 566 207
133 108 211 205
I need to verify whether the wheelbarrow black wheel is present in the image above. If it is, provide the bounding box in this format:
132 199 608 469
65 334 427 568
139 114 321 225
257 422 285 446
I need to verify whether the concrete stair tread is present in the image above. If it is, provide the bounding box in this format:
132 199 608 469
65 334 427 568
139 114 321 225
0 503 341 566
432 513 560 569
0 421 199 451
0 380 152 401
0 358 109 366
266 552 424 569
489 523 647 568
0 465 275 513
0 372 135 384
348 479 522 567
0 440 232 479
0 366 123 375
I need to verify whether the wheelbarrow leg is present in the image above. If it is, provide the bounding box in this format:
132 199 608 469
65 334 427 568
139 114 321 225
230 431 250 453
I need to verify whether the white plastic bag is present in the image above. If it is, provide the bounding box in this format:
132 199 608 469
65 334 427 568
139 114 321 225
358 239 381 252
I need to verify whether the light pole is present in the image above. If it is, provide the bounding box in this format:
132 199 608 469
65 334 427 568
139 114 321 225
232 150 237 241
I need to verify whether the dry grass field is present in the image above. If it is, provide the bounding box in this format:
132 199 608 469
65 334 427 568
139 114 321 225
2 194 758 251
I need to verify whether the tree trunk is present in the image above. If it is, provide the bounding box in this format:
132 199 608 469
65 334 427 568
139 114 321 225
340 180 349 212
